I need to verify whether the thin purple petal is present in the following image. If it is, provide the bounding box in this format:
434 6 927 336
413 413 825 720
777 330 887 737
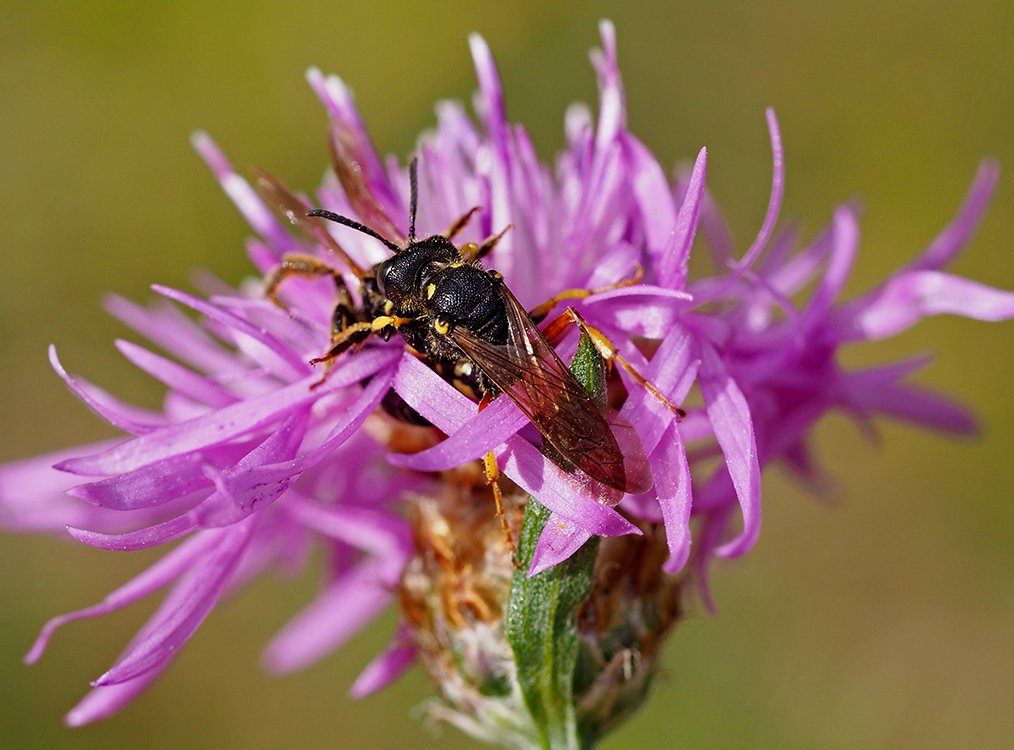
262 560 393 675
56 348 398 476
529 516 593 576
349 627 416 699
698 342 761 558
25 531 222 663
834 271 1014 342
93 518 257 686
656 147 707 289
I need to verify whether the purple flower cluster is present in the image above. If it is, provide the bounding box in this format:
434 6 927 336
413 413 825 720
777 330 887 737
2 20 1011 726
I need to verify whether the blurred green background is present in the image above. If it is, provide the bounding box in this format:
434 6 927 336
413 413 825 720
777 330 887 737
1 1 1011 748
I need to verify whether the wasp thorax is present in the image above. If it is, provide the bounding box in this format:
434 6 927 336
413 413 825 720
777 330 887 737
428 267 508 343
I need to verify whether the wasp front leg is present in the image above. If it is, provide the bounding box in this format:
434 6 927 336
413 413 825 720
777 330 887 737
308 311 416 389
307 317 372 390
264 253 346 310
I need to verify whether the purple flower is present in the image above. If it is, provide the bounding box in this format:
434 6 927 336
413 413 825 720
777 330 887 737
3 18 1012 737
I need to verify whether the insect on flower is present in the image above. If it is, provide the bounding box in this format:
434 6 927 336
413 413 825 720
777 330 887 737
261 138 682 543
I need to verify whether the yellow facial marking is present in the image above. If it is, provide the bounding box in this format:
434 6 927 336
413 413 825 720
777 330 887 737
383 299 394 314
427 283 436 299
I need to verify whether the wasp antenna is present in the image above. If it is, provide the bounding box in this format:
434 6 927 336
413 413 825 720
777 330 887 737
306 209 401 254
408 157 419 242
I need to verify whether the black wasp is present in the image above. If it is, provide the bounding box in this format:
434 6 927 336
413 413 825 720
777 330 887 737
261 135 661 506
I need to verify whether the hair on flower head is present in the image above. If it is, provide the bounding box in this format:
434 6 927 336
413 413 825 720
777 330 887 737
3 18 1012 746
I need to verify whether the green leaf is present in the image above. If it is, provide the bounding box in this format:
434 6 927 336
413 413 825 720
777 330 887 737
506 333 604 750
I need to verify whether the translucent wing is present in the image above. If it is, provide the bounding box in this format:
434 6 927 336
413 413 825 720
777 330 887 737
448 286 652 496
253 168 364 276
328 123 406 246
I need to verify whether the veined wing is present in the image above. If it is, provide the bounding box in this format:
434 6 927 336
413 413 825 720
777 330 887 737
447 286 651 496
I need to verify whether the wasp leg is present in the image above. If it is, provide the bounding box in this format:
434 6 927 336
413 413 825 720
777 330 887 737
307 313 416 389
264 253 346 310
483 450 519 565
477 391 519 564
475 224 512 261
444 206 481 240
541 308 685 419
458 224 513 263
307 321 373 389
528 264 644 323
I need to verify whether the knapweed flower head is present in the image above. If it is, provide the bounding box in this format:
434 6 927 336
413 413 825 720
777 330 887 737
3 19 1012 746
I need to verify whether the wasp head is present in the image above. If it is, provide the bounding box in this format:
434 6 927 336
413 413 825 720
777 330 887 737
376 236 458 310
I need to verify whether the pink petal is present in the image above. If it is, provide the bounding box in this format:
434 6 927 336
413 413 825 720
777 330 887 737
65 668 167 727
698 342 761 558
622 133 675 255
389 393 526 471
283 496 410 562
191 131 295 253
349 627 416 698
152 285 308 380
197 370 395 527
262 560 393 674
846 379 978 435
104 294 247 376
529 515 593 576
304 67 401 218
583 285 694 339
67 514 198 551
49 346 165 434
115 339 238 408
652 422 694 573
94 519 257 685
656 147 707 289
693 109 783 305
619 324 700 456
800 206 859 332
836 271 1014 341
25 531 222 663
910 160 999 272
68 442 254 510
192 410 310 526
56 348 398 476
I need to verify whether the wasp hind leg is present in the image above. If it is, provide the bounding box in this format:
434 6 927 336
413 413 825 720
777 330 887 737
483 449 520 566
541 308 686 419
477 391 519 565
